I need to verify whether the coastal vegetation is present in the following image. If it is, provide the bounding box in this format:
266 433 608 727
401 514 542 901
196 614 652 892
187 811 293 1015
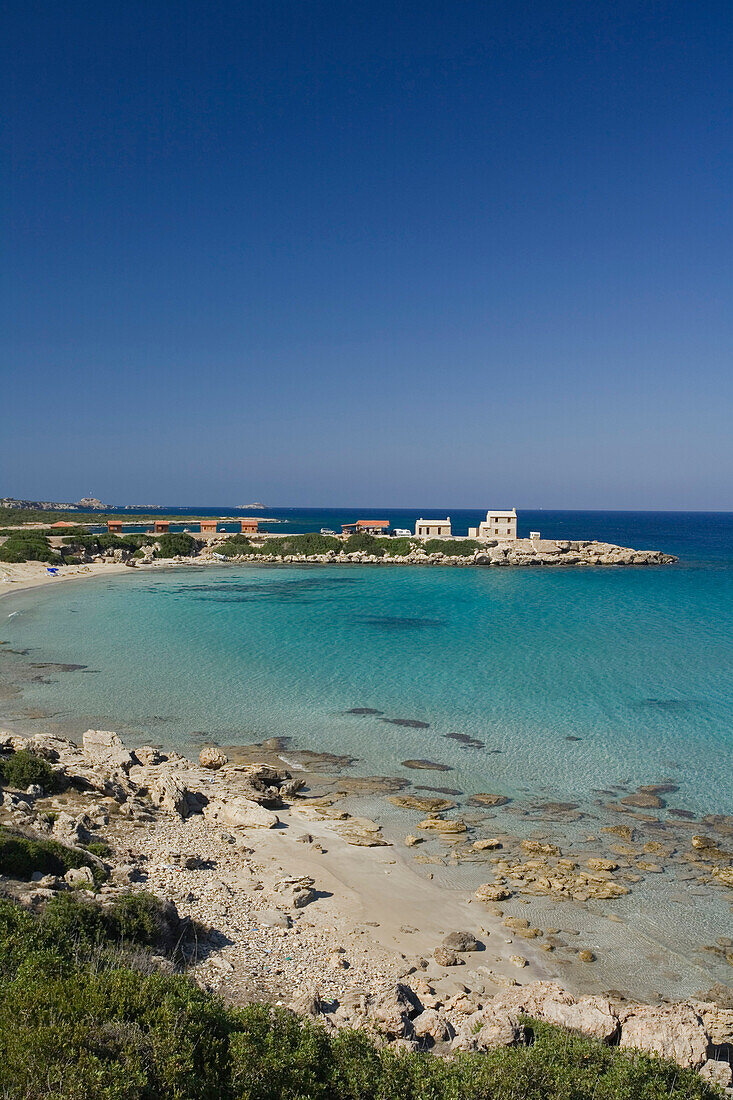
0 825 104 883
213 533 483 561
62 532 149 555
0 749 63 793
0 889 717 1100
153 532 200 558
421 538 479 556
217 533 342 557
0 532 61 564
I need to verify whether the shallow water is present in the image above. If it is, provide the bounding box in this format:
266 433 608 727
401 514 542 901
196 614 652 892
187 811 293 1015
1 511 732 998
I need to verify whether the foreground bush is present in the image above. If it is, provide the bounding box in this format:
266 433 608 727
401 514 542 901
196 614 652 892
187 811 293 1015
0 893 718 1100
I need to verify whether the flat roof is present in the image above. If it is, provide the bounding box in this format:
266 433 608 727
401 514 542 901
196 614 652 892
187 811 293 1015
416 518 450 524
484 510 516 517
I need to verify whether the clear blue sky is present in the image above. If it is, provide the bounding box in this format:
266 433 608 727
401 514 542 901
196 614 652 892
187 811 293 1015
2 1 731 509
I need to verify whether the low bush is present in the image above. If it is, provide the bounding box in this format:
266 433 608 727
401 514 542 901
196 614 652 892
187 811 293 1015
155 532 199 558
0 533 61 563
0 825 102 883
85 839 112 859
268 533 342 556
421 538 479 556
0 749 63 793
378 537 415 556
62 533 150 556
343 533 386 555
217 535 257 557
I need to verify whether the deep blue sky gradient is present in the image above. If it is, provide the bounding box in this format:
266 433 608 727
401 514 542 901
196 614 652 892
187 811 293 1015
3 1 731 507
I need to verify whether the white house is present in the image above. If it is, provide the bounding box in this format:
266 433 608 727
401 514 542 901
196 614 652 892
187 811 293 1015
468 509 517 540
415 517 452 538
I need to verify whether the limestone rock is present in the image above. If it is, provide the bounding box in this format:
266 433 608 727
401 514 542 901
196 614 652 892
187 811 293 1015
454 1006 524 1051
442 930 480 953
134 746 164 766
468 793 510 807
433 946 461 966
199 746 229 770
475 882 511 902
64 866 94 888
83 729 133 772
687 1002 733 1047
204 796 279 830
699 1059 732 1089
149 770 201 818
52 811 90 845
417 818 467 834
619 1004 709 1068
274 875 317 908
389 794 456 813
494 983 619 1042
413 1008 454 1043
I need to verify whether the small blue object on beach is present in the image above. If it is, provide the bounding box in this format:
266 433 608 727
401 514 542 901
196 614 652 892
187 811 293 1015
46 567 59 575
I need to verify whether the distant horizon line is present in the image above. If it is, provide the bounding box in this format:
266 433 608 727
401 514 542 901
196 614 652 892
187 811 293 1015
11 502 731 515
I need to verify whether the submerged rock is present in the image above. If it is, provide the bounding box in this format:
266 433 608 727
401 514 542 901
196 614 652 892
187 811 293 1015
389 794 456 813
468 793 510 808
401 759 453 772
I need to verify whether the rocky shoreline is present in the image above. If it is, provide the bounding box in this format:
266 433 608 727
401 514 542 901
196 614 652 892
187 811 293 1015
196 536 678 568
0 728 730 1091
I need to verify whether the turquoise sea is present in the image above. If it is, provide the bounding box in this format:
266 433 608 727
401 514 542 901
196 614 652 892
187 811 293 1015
1 510 732 997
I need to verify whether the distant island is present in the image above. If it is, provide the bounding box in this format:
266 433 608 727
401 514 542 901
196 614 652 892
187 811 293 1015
239 502 266 509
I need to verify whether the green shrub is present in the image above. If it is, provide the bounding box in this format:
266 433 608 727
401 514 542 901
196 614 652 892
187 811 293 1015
422 538 479 556
378 537 415 556
343 533 385 555
271 533 341 556
0 749 63 793
86 840 112 858
217 535 257 557
0 825 102 883
0 533 60 563
62 533 149 556
154 532 199 558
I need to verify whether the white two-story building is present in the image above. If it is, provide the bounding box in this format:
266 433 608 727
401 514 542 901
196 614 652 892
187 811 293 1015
468 509 517 540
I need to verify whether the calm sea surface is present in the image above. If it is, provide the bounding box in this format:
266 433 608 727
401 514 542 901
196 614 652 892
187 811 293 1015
2 510 732 997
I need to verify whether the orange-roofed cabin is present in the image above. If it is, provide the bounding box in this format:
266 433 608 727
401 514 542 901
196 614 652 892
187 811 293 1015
200 520 218 535
341 519 390 535
107 521 123 533
240 518 259 534
154 520 170 533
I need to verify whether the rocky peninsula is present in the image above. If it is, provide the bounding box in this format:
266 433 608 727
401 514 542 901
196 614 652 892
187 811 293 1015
0 728 730 1091
198 536 678 569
